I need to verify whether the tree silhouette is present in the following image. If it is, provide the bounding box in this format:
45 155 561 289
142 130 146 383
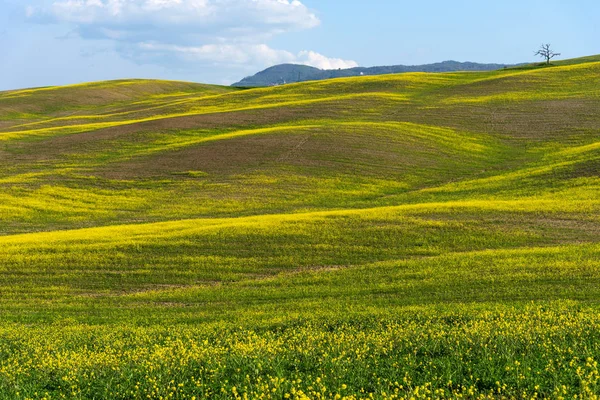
535 44 561 65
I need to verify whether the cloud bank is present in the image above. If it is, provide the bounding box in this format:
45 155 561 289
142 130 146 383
26 0 358 75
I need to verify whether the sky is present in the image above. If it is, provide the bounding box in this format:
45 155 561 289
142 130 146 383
0 0 598 90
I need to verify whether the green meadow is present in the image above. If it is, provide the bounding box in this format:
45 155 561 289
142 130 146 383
0 58 599 399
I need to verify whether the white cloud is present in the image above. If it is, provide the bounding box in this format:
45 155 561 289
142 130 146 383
31 0 320 40
297 50 358 70
25 0 358 78
167 43 294 65
126 42 357 70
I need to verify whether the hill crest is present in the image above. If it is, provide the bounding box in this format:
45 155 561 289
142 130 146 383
232 60 514 87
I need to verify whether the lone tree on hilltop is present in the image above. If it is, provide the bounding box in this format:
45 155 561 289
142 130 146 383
535 44 561 65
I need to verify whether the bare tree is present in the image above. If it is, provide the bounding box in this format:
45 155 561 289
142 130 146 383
535 44 561 65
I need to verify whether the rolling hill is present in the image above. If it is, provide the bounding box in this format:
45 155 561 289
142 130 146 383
232 60 513 87
0 56 599 398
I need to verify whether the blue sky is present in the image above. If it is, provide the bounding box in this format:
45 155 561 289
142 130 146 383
0 0 598 90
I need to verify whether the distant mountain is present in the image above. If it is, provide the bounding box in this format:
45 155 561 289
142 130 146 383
232 61 513 87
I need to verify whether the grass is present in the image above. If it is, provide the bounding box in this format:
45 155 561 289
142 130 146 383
0 56 599 398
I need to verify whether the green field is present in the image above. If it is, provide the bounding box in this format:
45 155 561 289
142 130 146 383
1 58 599 399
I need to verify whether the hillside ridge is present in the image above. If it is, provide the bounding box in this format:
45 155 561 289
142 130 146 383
1 54 600 398
232 60 514 87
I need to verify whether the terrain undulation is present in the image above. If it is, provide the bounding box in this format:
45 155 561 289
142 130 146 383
0 56 600 399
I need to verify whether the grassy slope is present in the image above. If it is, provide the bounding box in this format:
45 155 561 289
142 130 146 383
0 59 600 398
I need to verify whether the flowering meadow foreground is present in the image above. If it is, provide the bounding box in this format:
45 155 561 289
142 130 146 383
0 56 600 398
3 304 600 399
